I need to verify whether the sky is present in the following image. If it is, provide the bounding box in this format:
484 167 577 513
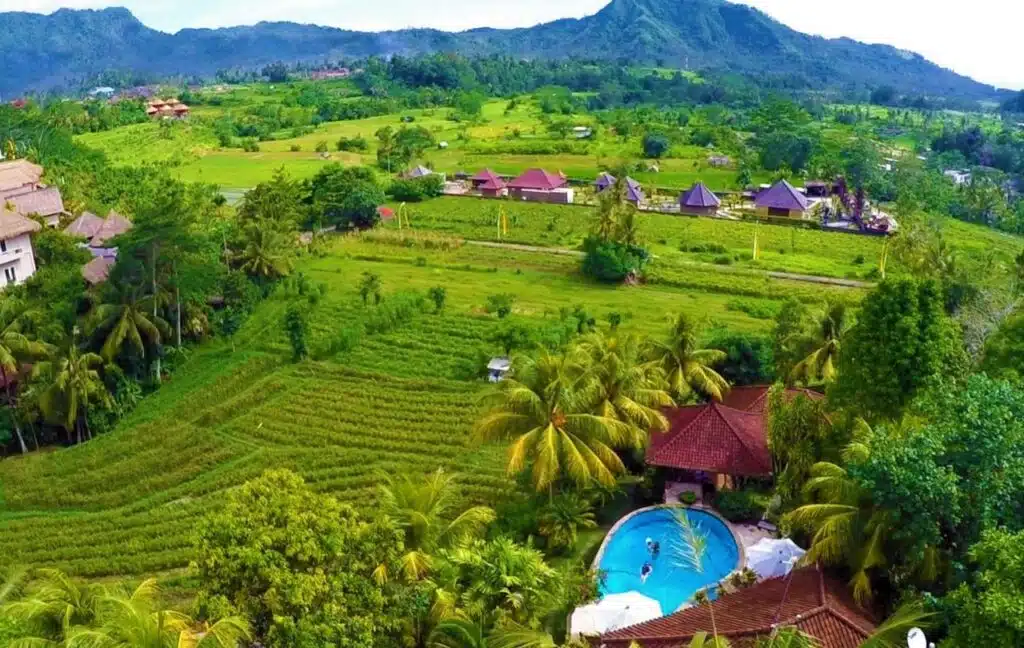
3 0 1022 89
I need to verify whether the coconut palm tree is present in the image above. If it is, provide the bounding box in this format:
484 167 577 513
234 220 293 280
0 300 49 454
537 492 597 553
474 352 636 494
376 468 496 583
645 315 729 402
63 579 248 648
860 601 934 648
428 615 556 648
0 565 29 605
2 568 103 644
35 335 111 444
92 284 170 369
788 302 849 386
573 331 673 441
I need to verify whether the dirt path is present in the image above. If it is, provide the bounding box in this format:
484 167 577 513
465 239 874 289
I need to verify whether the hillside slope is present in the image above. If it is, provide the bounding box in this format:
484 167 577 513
0 0 998 100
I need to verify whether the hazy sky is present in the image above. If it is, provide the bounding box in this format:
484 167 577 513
3 0 1022 89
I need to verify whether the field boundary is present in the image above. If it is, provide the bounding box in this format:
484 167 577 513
464 240 875 289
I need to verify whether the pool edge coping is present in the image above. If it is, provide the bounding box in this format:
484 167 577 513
591 503 747 613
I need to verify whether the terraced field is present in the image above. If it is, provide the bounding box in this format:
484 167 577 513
0 231 866 585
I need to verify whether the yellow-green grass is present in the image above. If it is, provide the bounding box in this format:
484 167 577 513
0 235 856 582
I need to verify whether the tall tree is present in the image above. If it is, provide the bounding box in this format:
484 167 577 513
376 468 496 582
788 301 848 386
1 568 103 644
91 280 169 375
233 219 294 281
34 335 111 444
645 314 729 402
474 352 635 493
0 300 49 454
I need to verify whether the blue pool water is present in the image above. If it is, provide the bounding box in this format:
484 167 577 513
598 508 739 614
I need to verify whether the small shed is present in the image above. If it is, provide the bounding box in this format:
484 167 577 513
487 357 512 382
679 182 721 216
572 126 592 139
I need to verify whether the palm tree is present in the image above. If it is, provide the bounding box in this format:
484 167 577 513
754 627 820 647
376 468 496 582
788 302 848 386
574 331 673 441
687 632 731 648
63 579 249 648
35 335 112 444
234 220 293 280
537 492 597 553
0 565 29 605
474 352 636 494
0 300 50 454
92 284 170 369
2 568 103 644
860 601 934 648
645 315 729 402
429 616 555 648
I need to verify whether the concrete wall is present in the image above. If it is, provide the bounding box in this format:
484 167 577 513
0 233 36 288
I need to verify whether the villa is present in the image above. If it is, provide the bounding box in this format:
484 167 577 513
5 186 68 227
646 386 821 492
0 207 42 288
146 99 190 120
754 180 809 219
598 565 876 648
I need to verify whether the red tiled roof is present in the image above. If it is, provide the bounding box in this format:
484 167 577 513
377 206 395 220
600 566 876 648
507 168 567 191
647 402 771 476
471 168 503 183
723 385 823 415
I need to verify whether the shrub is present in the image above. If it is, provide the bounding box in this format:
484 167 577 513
241 138 260 152
708 332 775 385
428 286 446 313
581 236 650 283
714 488 771 522
486 293 516 318
336 135 369 152
284 304 309 361
679 491 697 506
289 144 301 152
315 140 329 153
713 255 733 265
388 175 443 202
853 254 866 265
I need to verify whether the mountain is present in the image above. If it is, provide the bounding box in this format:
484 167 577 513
0 0 1000 100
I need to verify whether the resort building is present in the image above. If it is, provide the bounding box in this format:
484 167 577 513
5 186 68 227
678 182 721 216
508 168 573 204
0 207 42 288
146 99 190 120
471 169 509 198
594 173 645 205
0 159 44 198
754 180 809 218
646 386 820 492
599 566 876 648
64 210 133 284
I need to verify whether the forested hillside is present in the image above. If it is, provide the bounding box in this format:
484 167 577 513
0 0 1000 100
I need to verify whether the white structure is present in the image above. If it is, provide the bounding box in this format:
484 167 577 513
487 357 512 383
0 208 41 288
570 592 662 638
572 126 593 139
944 169 972 186
745 537 806 581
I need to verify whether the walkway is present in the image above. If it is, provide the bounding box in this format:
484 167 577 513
465 240 875 290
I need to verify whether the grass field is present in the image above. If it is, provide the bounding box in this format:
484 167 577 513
78 97 768 191
0 232 861 584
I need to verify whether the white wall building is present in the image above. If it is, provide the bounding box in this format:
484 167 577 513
0 209 41 288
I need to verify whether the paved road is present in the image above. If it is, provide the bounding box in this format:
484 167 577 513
464 239 874 289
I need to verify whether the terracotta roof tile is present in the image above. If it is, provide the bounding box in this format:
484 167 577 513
600 566 875 648
646 402 771 476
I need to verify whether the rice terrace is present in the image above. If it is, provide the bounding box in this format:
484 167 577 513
2 3 1024 646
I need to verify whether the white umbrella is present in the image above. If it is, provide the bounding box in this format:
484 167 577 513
745 538 806 581
570 591 663 638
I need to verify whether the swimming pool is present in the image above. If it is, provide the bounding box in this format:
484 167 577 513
597 507 740 614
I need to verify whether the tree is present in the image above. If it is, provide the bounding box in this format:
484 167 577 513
581 236 650 284
309 165 384 229
942 529 1024 646
708 332 774 387
0 300 49 454
493 322 536 355
92 281 169 371
772 299 814 380
766 386 834 507
429 615 556 648
870 85 897 106
359 272 382 305
645 315 729 402
237 168 304 228
194 469 408 647
234 219 294 281
642 132 669 159
474 352 635 493
429 286 447 314
832 278 967 421
486 294 515 319
376 468 496 582
538 492 597 553
860 601 933 648
788 301 848 386
283 304 308 362
35 336 111 444
574 330 673 436
341 182 386 230
1 568 103 644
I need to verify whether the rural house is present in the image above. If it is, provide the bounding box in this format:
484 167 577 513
470 169 508 197
0 207 41 288
754 180 809 218
146 99 190 120
598 566 876 648
594 173 645 205
508 168 573 204
0 159 45 199
679 182 721 216
5 186 68 227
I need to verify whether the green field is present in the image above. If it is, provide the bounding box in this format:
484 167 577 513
78 97 768 190
0 230 862 582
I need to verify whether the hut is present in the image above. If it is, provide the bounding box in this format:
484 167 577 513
679 182 721 216
754 179 809 218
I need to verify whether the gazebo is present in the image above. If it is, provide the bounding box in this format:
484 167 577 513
754 180 809 218
679 182 721 216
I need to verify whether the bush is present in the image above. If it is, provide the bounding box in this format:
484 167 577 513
388 175 444 202
853 254 866 265
713 255 733 265
315 140 329 153
289 144 301 152
581 236 650 284
486 293 516 318
337 135 369 152
642 132 670 158
708 332 775 385
714 488 771 522
679 491 697 506
241 138 260 152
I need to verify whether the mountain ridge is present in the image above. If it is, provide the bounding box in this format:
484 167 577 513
0 0 1001 100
